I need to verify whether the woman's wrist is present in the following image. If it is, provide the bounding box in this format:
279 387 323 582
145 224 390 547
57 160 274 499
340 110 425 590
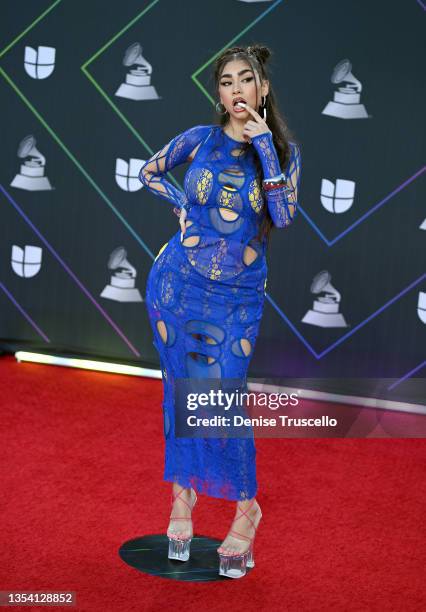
262 173 293 193
251 130 273 144
178 191 190 210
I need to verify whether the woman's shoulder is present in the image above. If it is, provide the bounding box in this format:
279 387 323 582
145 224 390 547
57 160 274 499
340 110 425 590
288 140 301 152
173 124 215 148
182 124 217 137
288 140 302 162
183 125 217 161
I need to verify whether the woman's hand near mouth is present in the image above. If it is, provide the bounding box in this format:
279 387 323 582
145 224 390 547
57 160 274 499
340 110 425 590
239 103 272 141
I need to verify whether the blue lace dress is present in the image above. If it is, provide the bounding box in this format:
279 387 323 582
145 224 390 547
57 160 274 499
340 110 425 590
139 124 301 501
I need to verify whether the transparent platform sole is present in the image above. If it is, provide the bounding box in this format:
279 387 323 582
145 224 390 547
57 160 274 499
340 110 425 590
168 536 192 562
218 546 254 578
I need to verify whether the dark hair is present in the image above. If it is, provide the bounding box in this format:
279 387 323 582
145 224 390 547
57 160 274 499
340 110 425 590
213 44 298 244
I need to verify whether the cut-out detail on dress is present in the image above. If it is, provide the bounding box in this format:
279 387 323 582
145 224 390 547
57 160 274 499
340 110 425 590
156 320 167 343
155 242 169 262
186 352 222 378
218 168 246 189
230 147 246 158
156 320 177 347
243 245 258 266
187 351 217 365
185 320 226 345
231 338 252 358
219 207 239 221
241 338 252 356
190 332 217 345
182 235 200 247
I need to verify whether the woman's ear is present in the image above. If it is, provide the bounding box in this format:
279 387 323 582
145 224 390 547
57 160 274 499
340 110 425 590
261 80 270 97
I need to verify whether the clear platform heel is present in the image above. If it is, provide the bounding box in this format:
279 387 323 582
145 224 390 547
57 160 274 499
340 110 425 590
217 498 261 579
167 486 197 562
247 545 255 568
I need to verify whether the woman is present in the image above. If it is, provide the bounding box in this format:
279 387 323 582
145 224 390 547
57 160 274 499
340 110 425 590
139 44 301 579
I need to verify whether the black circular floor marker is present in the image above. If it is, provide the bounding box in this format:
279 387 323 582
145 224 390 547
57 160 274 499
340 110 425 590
119 534 253 582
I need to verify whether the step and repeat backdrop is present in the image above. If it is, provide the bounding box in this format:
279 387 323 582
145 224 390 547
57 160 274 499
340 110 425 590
0 0 424 405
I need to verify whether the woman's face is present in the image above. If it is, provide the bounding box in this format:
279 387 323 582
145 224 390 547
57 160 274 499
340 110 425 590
218 58 266 119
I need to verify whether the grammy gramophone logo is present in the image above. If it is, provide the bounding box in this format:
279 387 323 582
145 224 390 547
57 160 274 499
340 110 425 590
322 59 370 120
10 135 54 191
115 43 160 101
302 270 349 328
100 247 143 303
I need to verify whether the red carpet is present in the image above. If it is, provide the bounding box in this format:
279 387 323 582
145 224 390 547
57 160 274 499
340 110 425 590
0 354 424 611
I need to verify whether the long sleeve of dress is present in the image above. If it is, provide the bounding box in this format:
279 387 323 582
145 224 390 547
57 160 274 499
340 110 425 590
251 132 302 228
138 125 212 209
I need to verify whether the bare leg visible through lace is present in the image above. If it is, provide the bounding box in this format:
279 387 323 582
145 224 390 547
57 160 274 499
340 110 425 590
218 498 262 556
167 483 197 540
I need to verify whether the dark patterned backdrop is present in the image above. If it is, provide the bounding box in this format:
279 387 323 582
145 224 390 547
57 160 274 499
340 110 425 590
0 0 424 404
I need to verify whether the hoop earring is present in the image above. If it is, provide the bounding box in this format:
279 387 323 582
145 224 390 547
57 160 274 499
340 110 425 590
215 101 228 115
261 95 267 121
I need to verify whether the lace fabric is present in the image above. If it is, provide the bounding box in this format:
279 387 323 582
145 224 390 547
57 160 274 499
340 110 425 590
251 131 302 228
139 126 212 209
141 124 301 500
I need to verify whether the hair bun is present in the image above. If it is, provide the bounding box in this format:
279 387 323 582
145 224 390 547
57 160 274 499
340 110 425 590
247 44 271 64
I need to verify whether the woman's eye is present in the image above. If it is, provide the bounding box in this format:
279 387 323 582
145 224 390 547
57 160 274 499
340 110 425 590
220 77 253 87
